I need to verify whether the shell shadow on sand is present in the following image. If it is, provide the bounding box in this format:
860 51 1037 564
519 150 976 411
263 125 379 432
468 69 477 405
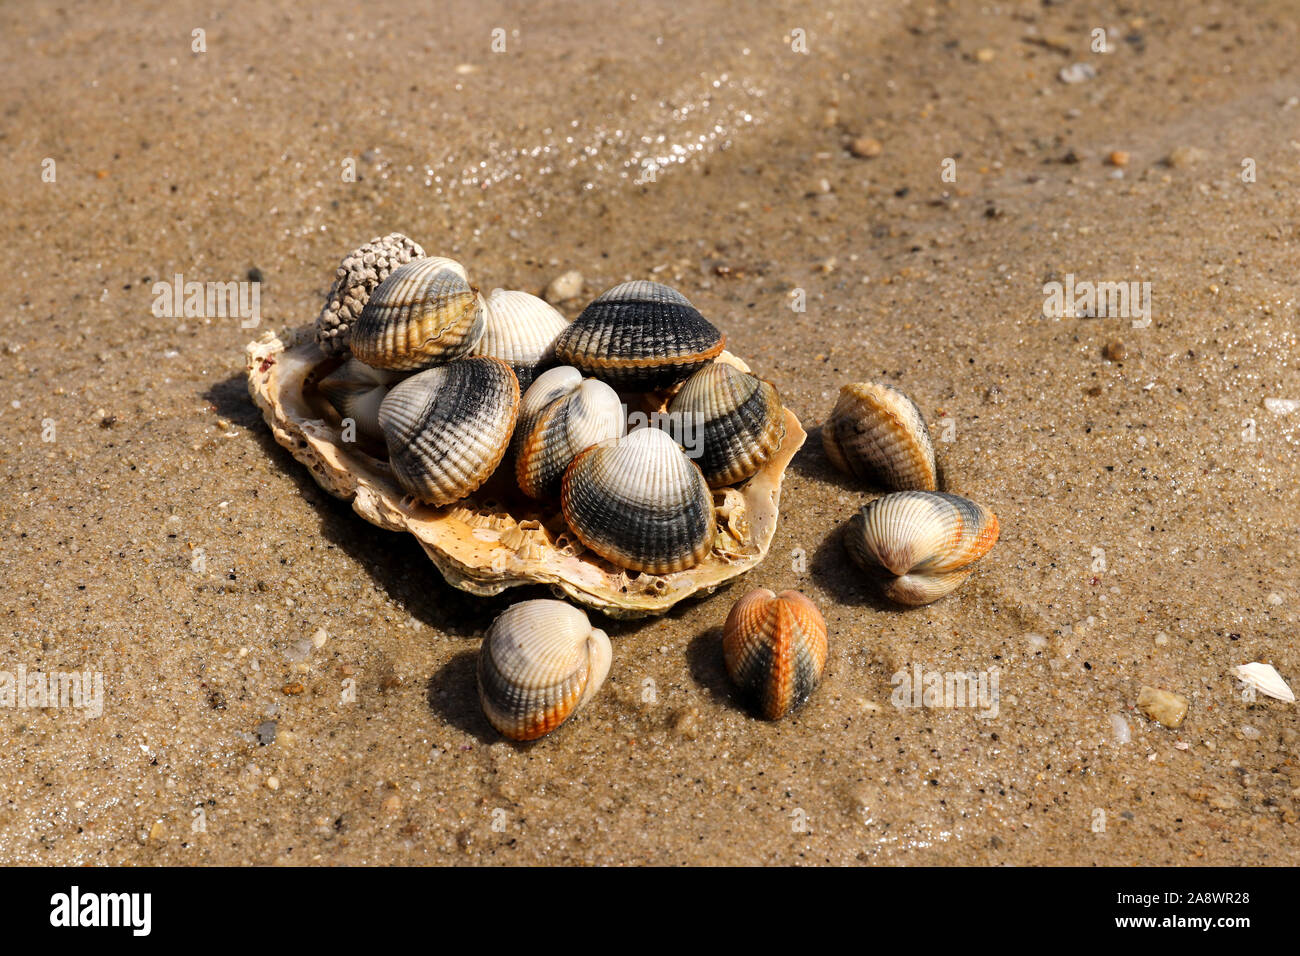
204 373 513 637
425 651 501 743
685 624 737 708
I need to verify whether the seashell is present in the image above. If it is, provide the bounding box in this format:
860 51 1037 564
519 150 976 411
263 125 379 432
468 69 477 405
511 366 582 458
722 588 828 720
561 426 713 574
377 356 519 506
471 289 570 391
553 280 725 391
844 491 999 605
477 599 612 740
317 358 407 443
516 377 625 500
822 382 937 491
667 363 786 487
1234 662 1295 703
315 232 426 357
350 256 485 371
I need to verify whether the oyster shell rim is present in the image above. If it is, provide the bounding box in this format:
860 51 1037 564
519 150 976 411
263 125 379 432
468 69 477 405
245 326 806 619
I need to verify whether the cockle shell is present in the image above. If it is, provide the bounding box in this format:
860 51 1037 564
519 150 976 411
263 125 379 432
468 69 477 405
554 280 725 391
472 289 570 390
511 366 582 459
667 363 786 487
516 376 626 500
722 588 828 720
350 256 485 371
315 232 426 357
561 426 713 574
844 491 999 605
377 356 520 506
477 599 612 740
822 382 937 491
317 358 407 443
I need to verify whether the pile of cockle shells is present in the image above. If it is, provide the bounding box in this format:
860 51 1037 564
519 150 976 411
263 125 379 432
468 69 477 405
311 236 789 578
247 232 1000 740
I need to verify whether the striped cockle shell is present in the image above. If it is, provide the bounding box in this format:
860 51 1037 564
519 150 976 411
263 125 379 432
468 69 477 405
315 232 426 357
822 382 937 491
472 289 570 391
377 356 520 506
844 491 999 605
350 256 485 371
511 366 582 460
723 588 828 720
560 426 713 574
553 280 725 391
667 362 786 487
516 377 625 500
317 358 408 443
477 599 612 740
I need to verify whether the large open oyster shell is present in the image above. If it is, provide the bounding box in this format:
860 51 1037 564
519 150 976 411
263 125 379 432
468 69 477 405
245 326 805 618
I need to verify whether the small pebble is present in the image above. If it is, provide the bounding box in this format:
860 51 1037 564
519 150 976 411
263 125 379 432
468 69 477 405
849 136 883 159
266 775 280 791
1106 150 1130 167
1102 340 1126 362
247 267 264 283
1138 686 1188 728
1109 714 1131 744
1166 146 1208 168
1059 63 1097 84
544 270 584 303
255 720 278 746
975 47 996 63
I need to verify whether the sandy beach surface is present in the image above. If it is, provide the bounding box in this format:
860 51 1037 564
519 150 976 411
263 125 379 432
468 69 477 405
2 0 1298 865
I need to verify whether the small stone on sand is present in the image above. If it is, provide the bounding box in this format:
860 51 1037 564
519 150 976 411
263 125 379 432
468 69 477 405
1138 686 1188 728
544 270 584 303
1059 63 1097 84
1107 150 1130 167
1166 146 1208 168
1102 340 1126 361
850 136 883 159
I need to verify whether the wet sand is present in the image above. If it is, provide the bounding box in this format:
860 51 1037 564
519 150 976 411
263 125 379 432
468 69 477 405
2 0 1299 864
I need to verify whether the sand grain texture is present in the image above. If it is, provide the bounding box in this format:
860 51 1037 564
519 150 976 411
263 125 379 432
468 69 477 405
1 0 1298 865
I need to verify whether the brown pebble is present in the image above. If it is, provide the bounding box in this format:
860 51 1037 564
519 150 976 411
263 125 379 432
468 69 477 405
975 47 996 63
1166 146 1208 169
672 707 701 740
281 682 305 696
1138 686 1188 728
849 136 883 159
1102 340 1126 362
1107 150 1130 167
1084 385 1103 397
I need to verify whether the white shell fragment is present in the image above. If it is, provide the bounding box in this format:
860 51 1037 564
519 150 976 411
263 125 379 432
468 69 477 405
1234 662 1295 703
